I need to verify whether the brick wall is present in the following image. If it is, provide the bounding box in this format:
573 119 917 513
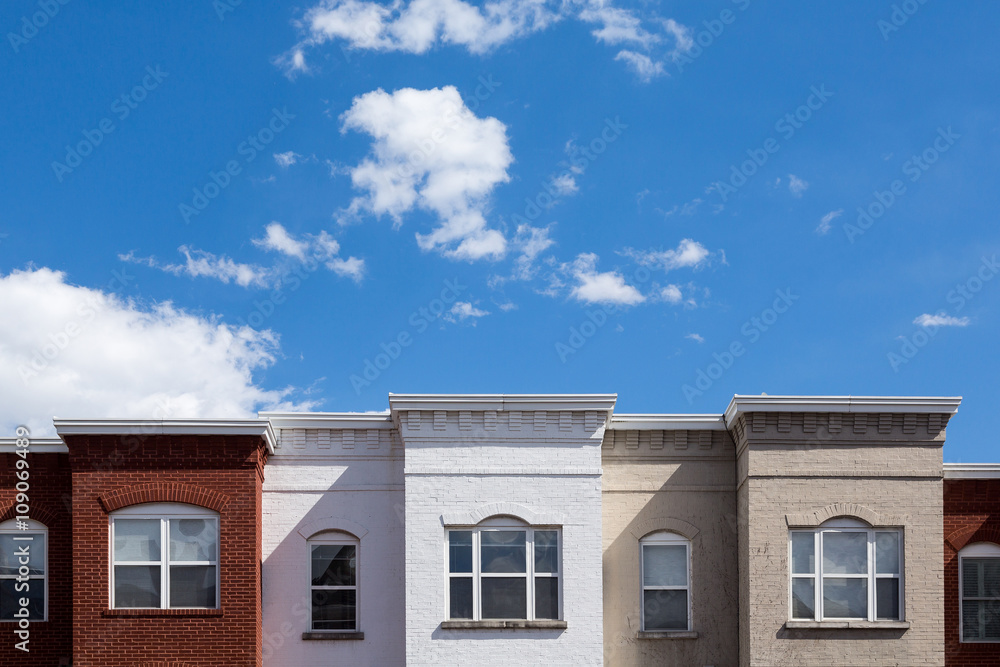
0 451 73 666
65 433 266 667
944 478 1000 666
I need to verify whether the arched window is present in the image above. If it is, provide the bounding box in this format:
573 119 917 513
446 517 561 621
640 532 690 632
110 503 218 609
0 519 47 621
309 531 359 632
958 542 1000 642
789 518 902 622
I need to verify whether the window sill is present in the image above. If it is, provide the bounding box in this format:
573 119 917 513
103 608 223 618
440 620 568 630
637 630 698 639
302 631 364 640
785 620 910 630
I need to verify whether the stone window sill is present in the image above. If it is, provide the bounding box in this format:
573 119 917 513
440 620 567 630
785 620 910 630
637 630 698 639
103 608 223 618
302 631 364 640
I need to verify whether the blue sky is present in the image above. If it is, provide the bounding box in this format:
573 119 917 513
1 1 997 461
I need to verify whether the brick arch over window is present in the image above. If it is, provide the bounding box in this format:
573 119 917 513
946 525 1000 552
441 502 565 526
630 517 700 541
98 483 230 513
0 502 60 526
785 502 906 528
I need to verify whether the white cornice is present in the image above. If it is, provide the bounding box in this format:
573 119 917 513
608 414 726 431
723 395 962 427
388 393 618 414
53 418 276 454
260 411 393 431
943 463 1000 479
0 438 68 453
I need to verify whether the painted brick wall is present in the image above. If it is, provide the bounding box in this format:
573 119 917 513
0 451 73 666
65 433 266 667
944 478 1000 666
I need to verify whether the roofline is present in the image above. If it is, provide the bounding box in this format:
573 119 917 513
387 393 618 414
943 463 1000 479
724 395 962 427
260 411 393 430
608 414 726 431
52 418 276 454
0 438 68 454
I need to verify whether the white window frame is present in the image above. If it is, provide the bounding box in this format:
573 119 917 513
109 503 219 610
308 532 360 633
0 519 47 622
958 542 1000 643
789 519 903 622
640 531 691 632
445 519 561 621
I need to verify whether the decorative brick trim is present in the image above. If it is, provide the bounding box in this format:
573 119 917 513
441 502 565 526
98 483 230 513
141 662 200 667
631 517 700 541
296 516 369 540
785 503 906 528
945 525 1000 552
0 502 61 527
102 608 223 618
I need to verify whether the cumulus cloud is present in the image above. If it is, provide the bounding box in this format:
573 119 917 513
913 313 970 327
339 86 512 260
622 238 712 271
788 174 809 197
816 209 842 235
568 253 645 305
661 284 682 304
274 151 301 168
445 301 490 323
0 268 312 435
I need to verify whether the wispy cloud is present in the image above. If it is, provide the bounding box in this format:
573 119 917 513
512 224 555 280
274 151 301 168
445 301 490 323
816 209 842 235
685 332 704 343
614 50 665 82
913 313 970 327
621 238 713 271
788 173 809 197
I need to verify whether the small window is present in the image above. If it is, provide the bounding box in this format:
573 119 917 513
789 519 902 622
640 532 690 631
110 503 218 609
959 542 1000 642
309 533 358 632
0 519 47 621
446 520 560 621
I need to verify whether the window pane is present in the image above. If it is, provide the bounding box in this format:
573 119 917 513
985 559 1000 598
449 532 473 573
312 545 356 586
963 559 981 598
876 578 900 620
169 565 216 608
114 565 161 608
875 532 899 574
0 533 45 575
643 544 687 587
170 519 217 562
791 577 815 619
822 577 867 618
481 577 527 619
791 533 814 575
114 520 161 562
960 599 1000 641
534 531 559 574
822 532 868 575
962 600 982 640
481 531 526 574
312 589 356 630
0 579 44 620
987 600 1000 640
535 577 558 619
643 589 687 631
449 577 473 619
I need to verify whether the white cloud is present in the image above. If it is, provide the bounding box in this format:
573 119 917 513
274 151 301 168
663 18 693 57
121 247 270 288
580 5 658 48
661 284 682 304
614 50 665 82
685 332 704 343
816 209 842 235
445 301 490 323
0 268 312 435
339 86 512 260
253 221 312 260
512 224 555 280
788 174 809 197
327 256 366 282
622 238 712 271
550 173 578 195
913 313 970 327
568 253 645 305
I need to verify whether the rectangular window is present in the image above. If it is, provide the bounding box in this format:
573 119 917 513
640 533 690 631
0 523 46 621
111 515 218 609
961 557 1000 641
789 525 902 622
446 526 560 621
310 542 358 631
